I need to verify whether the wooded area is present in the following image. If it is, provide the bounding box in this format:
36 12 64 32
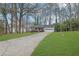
0 3 79 34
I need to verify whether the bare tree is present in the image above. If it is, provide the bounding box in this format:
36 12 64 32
1 4 9 34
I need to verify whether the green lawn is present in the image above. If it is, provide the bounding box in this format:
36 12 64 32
32 31 79 56
0 32 36 41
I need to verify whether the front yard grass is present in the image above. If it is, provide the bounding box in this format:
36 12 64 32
0 32 36 41
32 31 79 56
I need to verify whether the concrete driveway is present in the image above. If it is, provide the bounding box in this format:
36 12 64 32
0 32 50 56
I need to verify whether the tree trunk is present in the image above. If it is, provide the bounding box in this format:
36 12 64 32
25 14 28 32
14 4 18 33
19 13 22 33
10 14 13 33
49 9 52 25
4 15 8 34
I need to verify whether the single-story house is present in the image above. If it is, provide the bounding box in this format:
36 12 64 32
31 25 44 32
31 25 54 32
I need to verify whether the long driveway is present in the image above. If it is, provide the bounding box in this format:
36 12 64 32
0 32 50 56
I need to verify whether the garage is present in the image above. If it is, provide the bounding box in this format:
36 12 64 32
44 28 54 32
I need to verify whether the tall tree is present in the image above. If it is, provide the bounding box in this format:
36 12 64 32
1 4 8 34
66 3 72 31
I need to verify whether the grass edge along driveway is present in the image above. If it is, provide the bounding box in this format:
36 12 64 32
0 32 36 41
32 31 79 56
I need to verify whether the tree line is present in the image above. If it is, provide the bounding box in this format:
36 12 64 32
54 3 79 32
0 3 79 34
